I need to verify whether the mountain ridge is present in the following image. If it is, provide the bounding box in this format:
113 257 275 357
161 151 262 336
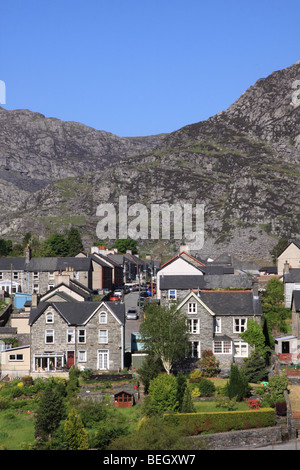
1 61 300 260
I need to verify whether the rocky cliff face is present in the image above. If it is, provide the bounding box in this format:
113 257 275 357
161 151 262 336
1 62 300 260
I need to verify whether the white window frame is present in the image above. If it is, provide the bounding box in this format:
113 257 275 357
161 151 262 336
233 318 247 333
188 318 200 334
48 271 55 279
215 317 222 333
188 340 200 358
67 329 75 344
45 329 54 344
99 329 108 344
33 283 39 294
78 329 86 344
8 353 24 361
33 272 39 280
13 272 19 280
99 311 107 324
188 302 197 314
78 350 87 362
0 272 3 280
234 340 248 357
46 312 54 324
213 340 232 354
168 289 177 301
98 349 109 370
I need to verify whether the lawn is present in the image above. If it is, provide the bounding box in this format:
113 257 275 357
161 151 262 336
0 409 36 450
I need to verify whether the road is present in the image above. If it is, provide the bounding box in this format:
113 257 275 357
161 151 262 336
124 291 142 351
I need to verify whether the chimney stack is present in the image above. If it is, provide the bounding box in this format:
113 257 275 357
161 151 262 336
26 244 32 263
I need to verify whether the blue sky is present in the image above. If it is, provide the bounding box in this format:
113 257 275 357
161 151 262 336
1 0 300 137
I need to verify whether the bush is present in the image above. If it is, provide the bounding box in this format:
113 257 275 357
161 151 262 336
189 369 202 383
163 408 275 435
198 379 216 397
275 401 287 416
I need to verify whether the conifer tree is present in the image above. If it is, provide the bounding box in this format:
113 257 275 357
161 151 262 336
181 386 195 413
64 408 89 450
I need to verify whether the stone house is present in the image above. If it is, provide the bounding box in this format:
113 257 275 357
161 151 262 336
175 289 262 372
29 300 125 377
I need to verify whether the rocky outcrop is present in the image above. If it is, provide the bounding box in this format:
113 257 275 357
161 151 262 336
1 62 300 260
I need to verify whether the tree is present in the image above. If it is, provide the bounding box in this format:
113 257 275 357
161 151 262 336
240 319 269 358
40 233 70 257
241 350 269 383
137 354 164 393
227 364 248 401
181 386 195 413
148 374 179 414
139 303 190 374
262 277 291 335
35 386 66 440
67 227 83 256
114 238 138 254
64 408 89 450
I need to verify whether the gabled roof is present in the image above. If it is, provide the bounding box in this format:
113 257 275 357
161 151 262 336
177 290 262 316
29 300 125 326
159 251 206 272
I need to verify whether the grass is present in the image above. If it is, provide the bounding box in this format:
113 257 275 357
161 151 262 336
193 400 250 413
0 409 36 450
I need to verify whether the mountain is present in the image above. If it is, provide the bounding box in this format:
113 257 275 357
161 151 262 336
1 61 300 260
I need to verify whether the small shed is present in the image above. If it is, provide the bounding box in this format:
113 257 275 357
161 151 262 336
113 385 138 407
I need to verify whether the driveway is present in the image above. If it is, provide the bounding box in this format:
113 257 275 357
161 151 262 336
124 291 142 351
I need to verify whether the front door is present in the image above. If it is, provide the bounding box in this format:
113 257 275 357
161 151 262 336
282 341 290 354
67 351 75 369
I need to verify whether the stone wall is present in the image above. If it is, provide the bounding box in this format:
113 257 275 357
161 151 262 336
189 426 283 450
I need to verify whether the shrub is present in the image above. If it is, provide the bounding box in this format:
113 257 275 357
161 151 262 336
198 379 216 397
197 350 220 377
275 401 287 416
189 369 202 383
227 365 249 401
148 374 179 414
163 408 275 435
268 375 288 401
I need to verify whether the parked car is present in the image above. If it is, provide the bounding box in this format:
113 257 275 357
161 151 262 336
109 296 119 302
126 308 139 320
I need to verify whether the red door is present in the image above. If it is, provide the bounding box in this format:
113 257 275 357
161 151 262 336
67 351 75 369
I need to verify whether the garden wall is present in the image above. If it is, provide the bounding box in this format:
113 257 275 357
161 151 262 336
188 426 282 450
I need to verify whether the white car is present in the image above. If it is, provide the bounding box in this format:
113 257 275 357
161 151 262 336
126 308 139 320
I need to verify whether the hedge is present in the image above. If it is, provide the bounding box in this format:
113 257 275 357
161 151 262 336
163 409 275 435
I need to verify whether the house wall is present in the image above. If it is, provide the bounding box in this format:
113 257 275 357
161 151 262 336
30 304 124 373
0 346 30 378
278 244 300 275
157 258 203 299
178 295 260 369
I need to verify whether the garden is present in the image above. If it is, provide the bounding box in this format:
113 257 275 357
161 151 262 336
0 349 289 450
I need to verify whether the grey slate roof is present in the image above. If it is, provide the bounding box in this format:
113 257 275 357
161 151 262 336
292 291 300 311
284 269 300 283
0 257 26 270
159 274 252 290
29 301 125 326
26 257 91 272
198 291 262 316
